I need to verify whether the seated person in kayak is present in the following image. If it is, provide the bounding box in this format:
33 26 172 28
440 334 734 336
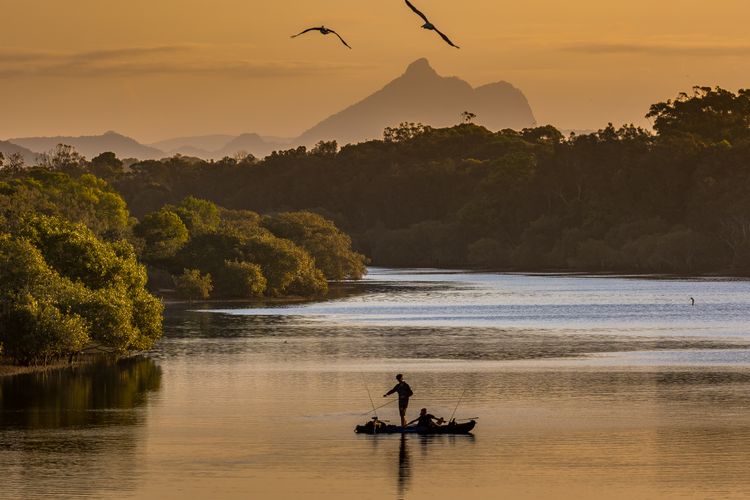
407 408 445 429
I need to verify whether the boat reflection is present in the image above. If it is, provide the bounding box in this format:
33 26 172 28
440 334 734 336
373 432 476 499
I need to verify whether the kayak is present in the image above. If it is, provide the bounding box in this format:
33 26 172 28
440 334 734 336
355 419 476 435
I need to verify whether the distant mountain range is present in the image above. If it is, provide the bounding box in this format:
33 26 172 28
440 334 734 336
1 59 536 162
9 131 163 160
0 140 38 164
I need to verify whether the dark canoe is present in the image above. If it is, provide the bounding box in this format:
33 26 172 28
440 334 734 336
355 420 476 435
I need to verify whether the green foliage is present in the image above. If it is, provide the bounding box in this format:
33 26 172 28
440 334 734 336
383 122 433 143
100 87 750 275
262 211 367 280
0 216 163 365
89 152 125 179
647 86 750 144
0 169 130 238
221 260 267 297
173 269 213 301
134 208 189 261
245 235 328 296
1 296 89 366
167 196 220 236
37 144 86 173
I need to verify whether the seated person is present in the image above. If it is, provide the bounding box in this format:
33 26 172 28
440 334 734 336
407 408 445 428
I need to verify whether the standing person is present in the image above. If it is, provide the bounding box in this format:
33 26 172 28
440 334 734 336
690 297 695 306
383 374 413 427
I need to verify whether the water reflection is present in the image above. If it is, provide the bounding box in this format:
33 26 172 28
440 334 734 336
398 435 410 499
361 432 477 500
0 357 161 497
0 356 161 428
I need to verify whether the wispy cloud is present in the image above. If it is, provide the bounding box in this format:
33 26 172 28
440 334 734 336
0 45 364 79
563 42 750 57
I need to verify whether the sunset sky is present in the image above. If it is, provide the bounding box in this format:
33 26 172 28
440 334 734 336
1 0 749 142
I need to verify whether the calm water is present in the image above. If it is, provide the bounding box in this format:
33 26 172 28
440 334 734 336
2 269 750 499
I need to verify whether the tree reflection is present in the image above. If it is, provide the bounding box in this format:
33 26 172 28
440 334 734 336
0 357 162 497
0 356 162 429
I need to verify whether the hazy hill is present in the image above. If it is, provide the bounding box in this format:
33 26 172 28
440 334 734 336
10 131 164 160
149 133 289 159
149 134 236 154
297 58 536 146
214 133 287 158
0 140 38 164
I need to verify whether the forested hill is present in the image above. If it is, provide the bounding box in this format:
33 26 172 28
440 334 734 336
11 86 750 275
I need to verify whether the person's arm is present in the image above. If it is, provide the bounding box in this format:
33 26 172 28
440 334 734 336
405 417 419 427
383 384 398 397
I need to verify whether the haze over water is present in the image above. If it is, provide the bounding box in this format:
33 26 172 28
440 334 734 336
2 268 750 499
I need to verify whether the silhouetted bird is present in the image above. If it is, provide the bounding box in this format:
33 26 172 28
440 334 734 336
404 0 459 48
291 26 352 49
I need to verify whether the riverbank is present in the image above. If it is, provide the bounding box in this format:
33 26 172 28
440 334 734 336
158 281 364 306
0 353 129 378
0 357 75 378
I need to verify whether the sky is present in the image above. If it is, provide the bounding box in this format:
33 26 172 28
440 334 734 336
1 0 749 142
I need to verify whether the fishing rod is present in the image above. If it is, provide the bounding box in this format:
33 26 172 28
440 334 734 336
449 388 468 422
360 398 396 416
360 373 379 418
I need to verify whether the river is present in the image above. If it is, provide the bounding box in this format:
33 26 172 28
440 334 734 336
2 268 750 499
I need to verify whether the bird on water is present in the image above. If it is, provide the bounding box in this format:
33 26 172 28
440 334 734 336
291 26 352 49
404 0 460 48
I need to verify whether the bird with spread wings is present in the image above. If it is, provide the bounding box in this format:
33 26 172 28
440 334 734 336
404 0 460 48
291 26 352 49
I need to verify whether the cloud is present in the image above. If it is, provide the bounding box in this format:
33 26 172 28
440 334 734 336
0 45 365 79
563 42 750 57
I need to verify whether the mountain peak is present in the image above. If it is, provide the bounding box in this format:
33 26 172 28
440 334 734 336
298 59 536 145
404 58 437 78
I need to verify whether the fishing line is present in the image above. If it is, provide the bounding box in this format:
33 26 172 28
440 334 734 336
360 373 378 418
449 388 468 422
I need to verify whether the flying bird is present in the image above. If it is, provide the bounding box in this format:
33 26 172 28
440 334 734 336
404 0 460 48
291 26 352 49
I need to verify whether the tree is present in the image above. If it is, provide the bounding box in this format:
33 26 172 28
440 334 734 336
220 260 267 297
173 269 213 301
167 196 221 236
243 235 327 296
461 111 477 124
647 86 750 143
0 152 25 174
262 211 367 280
383 122 432 143
90 152 124 179
37 144 86 172
135 208 189 261
1 296 89 366
310 140 338 156
0 216 163 364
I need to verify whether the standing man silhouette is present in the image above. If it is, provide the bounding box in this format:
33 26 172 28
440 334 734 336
690 297 695 306
384 374 413 427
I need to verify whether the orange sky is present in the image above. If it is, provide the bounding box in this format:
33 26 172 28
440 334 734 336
1 0 749 142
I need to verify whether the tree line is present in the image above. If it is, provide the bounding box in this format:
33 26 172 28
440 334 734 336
32 86 742 275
